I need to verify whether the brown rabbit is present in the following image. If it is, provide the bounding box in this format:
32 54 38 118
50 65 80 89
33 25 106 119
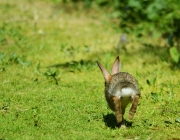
97 56 140 128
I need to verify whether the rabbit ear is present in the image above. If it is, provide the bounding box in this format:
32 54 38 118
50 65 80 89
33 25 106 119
111 56 120 75
96 61 110 82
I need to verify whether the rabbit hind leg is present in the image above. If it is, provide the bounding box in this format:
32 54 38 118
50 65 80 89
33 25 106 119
129 94 140 120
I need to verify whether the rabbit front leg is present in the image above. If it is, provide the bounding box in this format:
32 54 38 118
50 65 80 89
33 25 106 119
129 94 140 120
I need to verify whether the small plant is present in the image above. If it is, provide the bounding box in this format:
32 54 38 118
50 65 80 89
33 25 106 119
146 76 157 86
9 53 31 66
168 20 180 68
44 68 60 85
0 53 30 66
151 92 160 102
169 47 180 67
0 52 6 64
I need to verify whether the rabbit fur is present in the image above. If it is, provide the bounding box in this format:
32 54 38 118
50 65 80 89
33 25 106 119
97 56 140 127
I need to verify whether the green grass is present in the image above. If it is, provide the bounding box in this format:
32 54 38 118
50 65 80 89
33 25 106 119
0 0 180 139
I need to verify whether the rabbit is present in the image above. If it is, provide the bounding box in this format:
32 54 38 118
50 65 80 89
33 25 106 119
97 56 140 128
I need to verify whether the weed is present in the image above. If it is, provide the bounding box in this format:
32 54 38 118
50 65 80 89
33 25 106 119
44 68 60 85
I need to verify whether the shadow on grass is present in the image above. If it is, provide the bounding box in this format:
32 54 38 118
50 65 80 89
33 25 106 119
47 60 95 68
45 42 174 71
59 43 168 65
103 113 133 129
46 59 96 71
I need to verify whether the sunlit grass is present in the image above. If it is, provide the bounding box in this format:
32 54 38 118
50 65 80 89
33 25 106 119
0 0 180 139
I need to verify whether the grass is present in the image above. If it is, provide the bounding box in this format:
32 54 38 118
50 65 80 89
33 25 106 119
0 0 180 139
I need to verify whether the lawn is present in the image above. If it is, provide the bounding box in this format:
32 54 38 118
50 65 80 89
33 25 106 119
0 0 180 139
